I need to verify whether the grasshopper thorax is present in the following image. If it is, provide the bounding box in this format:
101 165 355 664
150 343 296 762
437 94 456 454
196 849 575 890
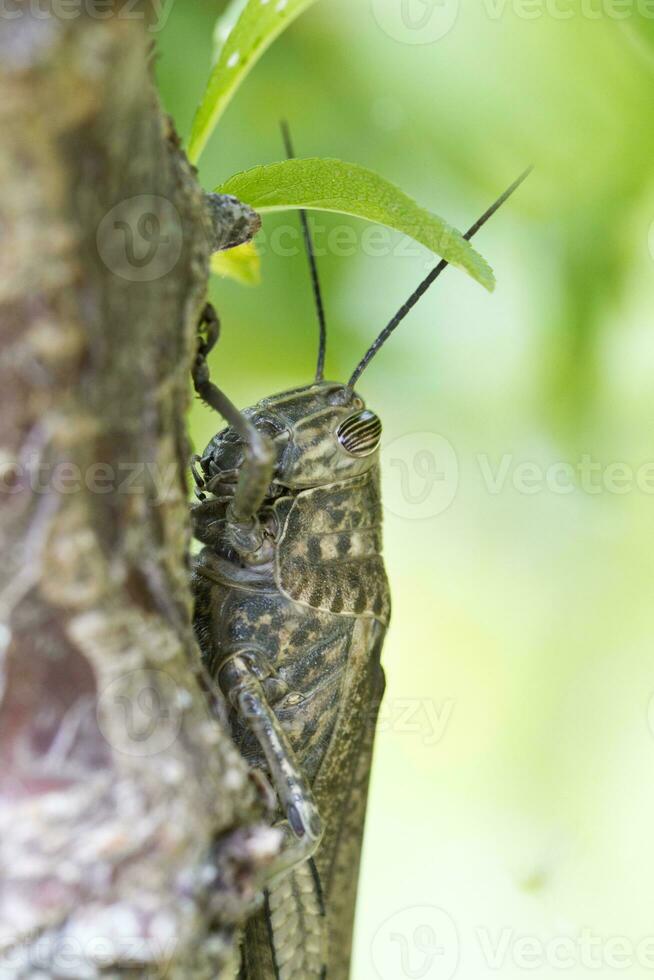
199 381 383 495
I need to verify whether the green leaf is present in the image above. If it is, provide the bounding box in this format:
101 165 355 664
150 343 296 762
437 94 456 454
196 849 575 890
211 241 261 286
188 0 320 164
211 0 248 65
217 158 495 290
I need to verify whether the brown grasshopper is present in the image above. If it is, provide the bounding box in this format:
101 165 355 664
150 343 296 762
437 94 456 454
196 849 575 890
190 155 530 978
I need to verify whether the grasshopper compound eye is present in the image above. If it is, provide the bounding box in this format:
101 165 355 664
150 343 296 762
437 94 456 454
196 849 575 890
336 410 382 458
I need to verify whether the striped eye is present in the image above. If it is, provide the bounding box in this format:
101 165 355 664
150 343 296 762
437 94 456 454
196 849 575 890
336 410 382 458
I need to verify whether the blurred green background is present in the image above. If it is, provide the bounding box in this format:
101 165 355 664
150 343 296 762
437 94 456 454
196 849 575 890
157 3 654 976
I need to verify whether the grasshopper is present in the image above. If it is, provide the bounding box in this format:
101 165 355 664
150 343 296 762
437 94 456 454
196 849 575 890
191 144 530 978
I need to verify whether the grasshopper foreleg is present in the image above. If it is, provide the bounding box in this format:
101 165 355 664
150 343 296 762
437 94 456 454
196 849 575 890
219 653 324 881
193 303 274 559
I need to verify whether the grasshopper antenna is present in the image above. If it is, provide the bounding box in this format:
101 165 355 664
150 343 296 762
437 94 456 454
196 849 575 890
348 166 533 388
280 120 328 382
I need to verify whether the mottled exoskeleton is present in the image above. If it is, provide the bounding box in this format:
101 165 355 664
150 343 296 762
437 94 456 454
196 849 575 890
191 153 530 979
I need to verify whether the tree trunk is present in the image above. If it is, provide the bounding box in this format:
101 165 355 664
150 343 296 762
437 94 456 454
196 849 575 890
0 8 273 977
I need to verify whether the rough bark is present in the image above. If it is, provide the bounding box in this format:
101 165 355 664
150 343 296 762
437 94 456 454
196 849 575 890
0 8 274 977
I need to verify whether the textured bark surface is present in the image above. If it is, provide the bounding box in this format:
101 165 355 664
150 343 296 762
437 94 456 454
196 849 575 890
0 10 275 978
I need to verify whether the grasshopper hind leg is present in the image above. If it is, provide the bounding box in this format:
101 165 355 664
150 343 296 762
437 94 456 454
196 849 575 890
219 654 323 876
219 654 328 978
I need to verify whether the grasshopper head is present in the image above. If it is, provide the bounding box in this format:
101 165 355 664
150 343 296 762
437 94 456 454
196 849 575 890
200 382 382 494
196 166 530 503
